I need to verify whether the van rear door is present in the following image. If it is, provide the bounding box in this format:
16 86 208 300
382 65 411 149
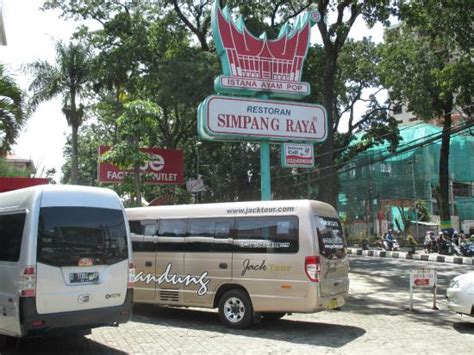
35 206 129 314
313 215 349 298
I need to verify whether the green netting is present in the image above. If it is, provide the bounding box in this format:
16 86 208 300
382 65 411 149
338 122 474 225
456 197 474 220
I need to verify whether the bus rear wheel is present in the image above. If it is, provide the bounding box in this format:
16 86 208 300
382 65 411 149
218 289 254 329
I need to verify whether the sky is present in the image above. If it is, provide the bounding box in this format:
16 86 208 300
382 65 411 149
0 0 385 181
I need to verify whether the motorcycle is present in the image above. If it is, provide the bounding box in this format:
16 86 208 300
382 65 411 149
382 238 400 251
460 242 474 257
438 239 455 255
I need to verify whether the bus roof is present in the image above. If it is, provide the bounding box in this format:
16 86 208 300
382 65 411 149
126 199 337 220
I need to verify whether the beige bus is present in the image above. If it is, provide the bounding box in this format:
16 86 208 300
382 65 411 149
126 199 349 329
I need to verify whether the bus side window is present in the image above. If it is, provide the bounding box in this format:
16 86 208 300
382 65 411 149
213 219 233 252
233 216 298 254
187 219 215 252
156 219 187 252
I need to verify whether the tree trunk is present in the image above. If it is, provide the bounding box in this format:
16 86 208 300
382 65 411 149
438 111 452 225
317 55 338 208
71 123 79 184
133 164 142 206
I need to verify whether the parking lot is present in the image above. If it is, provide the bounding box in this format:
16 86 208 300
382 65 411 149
3 256 474 354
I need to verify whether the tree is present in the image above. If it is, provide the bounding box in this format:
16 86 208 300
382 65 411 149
164 0 397 206
101 100 161 206
379 0 474 225
42 1 399 205
27 41 91 184
0 63 27 154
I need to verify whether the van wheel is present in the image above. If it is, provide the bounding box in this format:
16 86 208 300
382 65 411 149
218 289 254 329
262 312 286 321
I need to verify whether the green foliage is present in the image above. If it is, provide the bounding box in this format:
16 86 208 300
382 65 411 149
27 41 92 184
378 1 473 221
0 63 27 154
0 157 30 177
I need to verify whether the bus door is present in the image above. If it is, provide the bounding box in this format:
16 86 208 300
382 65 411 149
132 221 158 302
154 219 186 304
184 218 233 305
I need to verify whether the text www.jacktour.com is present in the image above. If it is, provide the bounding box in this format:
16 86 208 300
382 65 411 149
226 206 295 215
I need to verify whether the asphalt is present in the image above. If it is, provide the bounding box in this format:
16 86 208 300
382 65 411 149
347 247 474 265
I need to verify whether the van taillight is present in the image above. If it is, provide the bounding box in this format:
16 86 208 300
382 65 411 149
20 265 36 297
128 261 135 289
305 256 321 282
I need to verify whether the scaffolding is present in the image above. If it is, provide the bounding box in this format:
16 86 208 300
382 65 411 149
338 122 474 239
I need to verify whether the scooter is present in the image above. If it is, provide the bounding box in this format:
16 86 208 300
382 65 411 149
383 238 400 251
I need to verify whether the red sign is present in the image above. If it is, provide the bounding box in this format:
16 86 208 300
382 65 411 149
98 146 184 185
212 1 320 100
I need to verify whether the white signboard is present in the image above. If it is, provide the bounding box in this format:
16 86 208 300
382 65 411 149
218 76 311 97
281 143 314 168
186 178 206 193
410 269 437 288
199 95 328 143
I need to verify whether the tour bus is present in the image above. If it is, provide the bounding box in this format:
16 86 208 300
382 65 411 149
0 185 134 343
127 199 349 329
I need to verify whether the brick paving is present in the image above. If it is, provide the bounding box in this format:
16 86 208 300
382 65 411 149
3 258 473 354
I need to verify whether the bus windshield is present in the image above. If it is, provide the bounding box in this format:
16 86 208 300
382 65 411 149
314 215 346 259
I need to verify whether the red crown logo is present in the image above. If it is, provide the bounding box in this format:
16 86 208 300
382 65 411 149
212 2 320 99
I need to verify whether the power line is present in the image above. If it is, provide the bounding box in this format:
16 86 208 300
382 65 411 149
282 119 474 189
272 104 473 182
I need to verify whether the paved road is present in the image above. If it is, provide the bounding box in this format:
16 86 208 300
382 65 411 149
2 256 473 354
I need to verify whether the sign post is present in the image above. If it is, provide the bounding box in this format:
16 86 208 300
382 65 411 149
409 269 437 311
199 1 326 201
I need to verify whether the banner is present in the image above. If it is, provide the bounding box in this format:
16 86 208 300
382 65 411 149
98 146 184 184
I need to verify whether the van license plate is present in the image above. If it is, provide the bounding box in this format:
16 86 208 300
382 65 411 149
70 272 99 284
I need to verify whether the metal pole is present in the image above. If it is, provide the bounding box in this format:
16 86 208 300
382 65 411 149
258 93 271 201
411 160 419 239
409 270 414 311
260 142 271 200
432 270 438 310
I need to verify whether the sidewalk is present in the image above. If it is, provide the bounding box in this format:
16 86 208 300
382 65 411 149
348 247 474 265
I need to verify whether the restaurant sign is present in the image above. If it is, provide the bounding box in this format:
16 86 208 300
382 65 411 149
198 95 327 143
281 143 314 168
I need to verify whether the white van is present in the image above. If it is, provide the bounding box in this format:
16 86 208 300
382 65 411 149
0 185 134 342
127 199 349 328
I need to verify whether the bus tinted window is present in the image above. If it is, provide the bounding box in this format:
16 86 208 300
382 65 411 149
234 216 298 253
156 219 186 251
37 207 128 267
187 219 215 252
314 216 346 259
0 212 26 262
187 218 233 252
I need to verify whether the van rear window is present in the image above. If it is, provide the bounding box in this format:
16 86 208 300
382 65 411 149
314 216 346 259
37 207 128 267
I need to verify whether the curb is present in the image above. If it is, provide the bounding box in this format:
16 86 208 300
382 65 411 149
348 248 474 265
